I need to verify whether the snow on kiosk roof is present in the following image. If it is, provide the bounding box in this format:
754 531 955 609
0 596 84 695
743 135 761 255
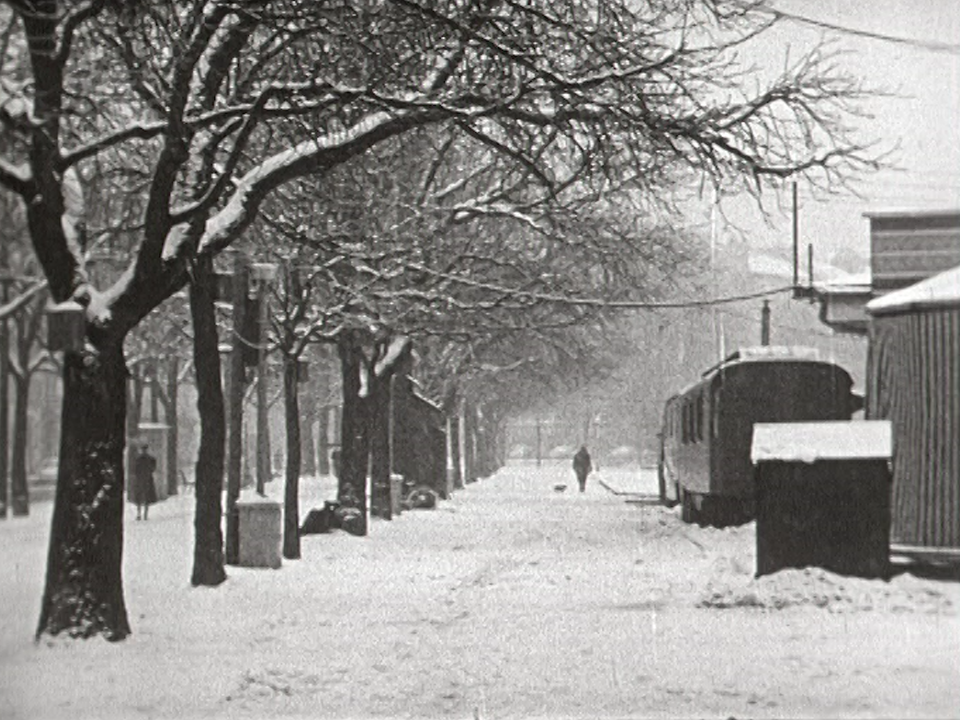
751 421 893 465
866 264 960 315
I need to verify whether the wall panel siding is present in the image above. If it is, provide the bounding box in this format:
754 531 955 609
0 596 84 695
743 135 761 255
867 308 960 548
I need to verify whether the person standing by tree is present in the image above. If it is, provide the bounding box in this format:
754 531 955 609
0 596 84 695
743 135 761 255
133 444 158 521
572 446 592 493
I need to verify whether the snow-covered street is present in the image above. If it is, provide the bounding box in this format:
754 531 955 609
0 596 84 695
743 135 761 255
1 462 959 719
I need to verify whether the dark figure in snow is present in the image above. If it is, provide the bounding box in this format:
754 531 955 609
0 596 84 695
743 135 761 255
572 445 592 493
132 444 158 520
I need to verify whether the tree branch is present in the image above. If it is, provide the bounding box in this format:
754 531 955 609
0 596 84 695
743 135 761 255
54 0 106 67
0 156 32 195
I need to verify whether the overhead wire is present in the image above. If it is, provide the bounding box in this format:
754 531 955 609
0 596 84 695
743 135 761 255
764 7 960 54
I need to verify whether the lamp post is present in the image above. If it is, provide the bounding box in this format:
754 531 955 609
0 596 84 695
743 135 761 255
249 263 277 496
225 258 247 564
0 272 12 519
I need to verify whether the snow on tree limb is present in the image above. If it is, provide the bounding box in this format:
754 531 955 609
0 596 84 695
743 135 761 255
195 109 428 258
0 157 32 195
374 335 412 377
0 281 46 321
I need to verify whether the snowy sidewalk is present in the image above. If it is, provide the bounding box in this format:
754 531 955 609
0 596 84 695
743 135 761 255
2 462 959 719
594 465 659 496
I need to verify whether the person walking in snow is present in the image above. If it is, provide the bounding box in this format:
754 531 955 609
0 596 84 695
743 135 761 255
132 443 158 520
572 445 592 493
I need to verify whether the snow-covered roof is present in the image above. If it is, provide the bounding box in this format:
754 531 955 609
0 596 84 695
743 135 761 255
748 251 866 285
812 269 872 294
866 264 960 314
863 208 960 220
751 421 892 464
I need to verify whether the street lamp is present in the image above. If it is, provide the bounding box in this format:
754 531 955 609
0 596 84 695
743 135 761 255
248 263 277 496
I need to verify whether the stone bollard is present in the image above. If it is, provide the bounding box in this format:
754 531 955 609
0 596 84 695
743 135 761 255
390 474 404 517
236 495 282 569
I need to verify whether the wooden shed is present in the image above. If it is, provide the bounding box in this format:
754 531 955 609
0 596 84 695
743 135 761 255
866 264 960 550
751 421 893 579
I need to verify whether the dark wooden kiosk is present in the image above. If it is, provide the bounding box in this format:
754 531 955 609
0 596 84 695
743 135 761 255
750 421 893 579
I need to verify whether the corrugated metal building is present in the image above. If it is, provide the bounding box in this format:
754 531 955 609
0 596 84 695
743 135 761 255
865 264 960 549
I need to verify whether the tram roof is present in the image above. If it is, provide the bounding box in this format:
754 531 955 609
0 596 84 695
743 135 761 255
665 346 825 400
699 345 821 378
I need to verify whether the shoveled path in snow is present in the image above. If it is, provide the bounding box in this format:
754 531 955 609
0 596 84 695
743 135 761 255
1 461 959 719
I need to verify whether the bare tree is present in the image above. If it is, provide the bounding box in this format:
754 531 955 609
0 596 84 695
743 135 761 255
0 0 881 640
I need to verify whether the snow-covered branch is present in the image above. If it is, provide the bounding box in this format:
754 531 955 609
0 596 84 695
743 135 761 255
0 156 32 195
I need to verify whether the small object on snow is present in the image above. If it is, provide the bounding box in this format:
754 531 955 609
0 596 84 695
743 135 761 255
553 484 567 493
406 486 438 509
299 501 340 535
337 507 365 536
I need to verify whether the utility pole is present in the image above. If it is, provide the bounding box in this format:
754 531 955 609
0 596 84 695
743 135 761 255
792 181 800 295
0 271 10 520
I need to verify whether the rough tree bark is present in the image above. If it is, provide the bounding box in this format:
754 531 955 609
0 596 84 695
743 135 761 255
282 354 301 559
188 258 227 587
448 413 463 491
337 337 369 534
463 402 477 485
368 372 392 520
36 339 131 640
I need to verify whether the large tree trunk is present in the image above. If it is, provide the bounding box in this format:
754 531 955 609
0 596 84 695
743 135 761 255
37 339 131 641
282 355 301 559
369 373 392 520
448 411 463 491
189 259 227 587
463 402 477 484
10 370 30 516
337 338 368 534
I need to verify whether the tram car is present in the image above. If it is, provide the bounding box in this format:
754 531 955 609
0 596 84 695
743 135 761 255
658 346 862 527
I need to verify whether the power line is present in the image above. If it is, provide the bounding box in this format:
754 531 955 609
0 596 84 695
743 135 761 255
767 8 960 54
560 285 797 310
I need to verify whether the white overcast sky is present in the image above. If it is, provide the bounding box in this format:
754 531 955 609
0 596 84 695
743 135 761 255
712 0 960 266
